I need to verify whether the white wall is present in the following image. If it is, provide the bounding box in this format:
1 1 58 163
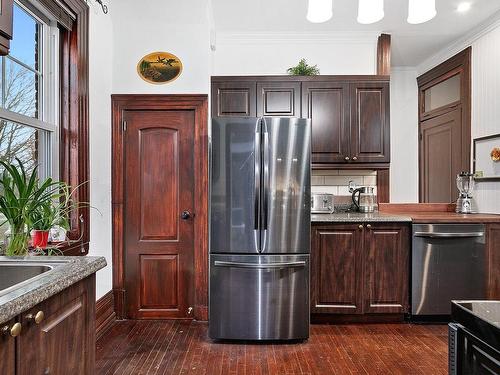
389 68 419 203
471 25 500 214
88 2 113 299
416 19 500 214
112 0 211 94
212 32 378 75
88 0 212 299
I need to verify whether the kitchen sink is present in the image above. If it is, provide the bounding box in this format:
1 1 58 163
0 259 70 297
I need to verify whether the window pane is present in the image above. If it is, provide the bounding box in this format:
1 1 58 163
424 74 461 112
10 3 40 70
4 58 40 118
0 119 42 174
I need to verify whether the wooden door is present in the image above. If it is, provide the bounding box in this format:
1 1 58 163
0 319 16 374
302 81 350 164
212 81 256 117
123 109 195 319
420 108 462 203
364 224 409 314
350 81 390 163
257 81 301 117
311 224 364 314
19 276 95 375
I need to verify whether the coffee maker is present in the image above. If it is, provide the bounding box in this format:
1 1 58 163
456 172 475 214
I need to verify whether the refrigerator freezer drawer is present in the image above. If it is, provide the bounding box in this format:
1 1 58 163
209 254 310 341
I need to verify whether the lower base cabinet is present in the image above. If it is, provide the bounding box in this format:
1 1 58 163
311 223 410 317
0 275 96 374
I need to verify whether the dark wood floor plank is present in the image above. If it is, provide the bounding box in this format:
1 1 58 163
96 321 448 375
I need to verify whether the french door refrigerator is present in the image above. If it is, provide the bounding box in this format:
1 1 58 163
209 116 311 341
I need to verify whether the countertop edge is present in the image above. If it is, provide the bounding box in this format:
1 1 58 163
0 256 107 324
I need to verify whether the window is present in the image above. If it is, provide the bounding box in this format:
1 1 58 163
0 1 59 179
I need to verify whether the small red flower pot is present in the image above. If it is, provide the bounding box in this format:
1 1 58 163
32 230 49 249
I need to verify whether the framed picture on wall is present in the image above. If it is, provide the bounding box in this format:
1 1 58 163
473 133 500 181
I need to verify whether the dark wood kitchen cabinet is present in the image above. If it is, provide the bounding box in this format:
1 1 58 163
302 81 350 163
212 81 256 117
0 0 14 56
350 82 390 163
311 222 410 318
257 81 301 117
211 76 390 167
0 319 16 374
0 276 95 375
363 223 410 314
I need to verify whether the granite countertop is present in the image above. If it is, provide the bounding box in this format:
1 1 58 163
452 300 500 349
0 255 106 324
311 212 412 223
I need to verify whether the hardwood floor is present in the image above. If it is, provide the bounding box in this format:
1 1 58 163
96 320 448 375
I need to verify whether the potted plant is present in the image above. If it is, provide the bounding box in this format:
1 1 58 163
0 159 87 256
287 58 320 76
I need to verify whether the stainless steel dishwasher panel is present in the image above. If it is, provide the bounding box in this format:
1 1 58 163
411 224 487 315
209 254 310 340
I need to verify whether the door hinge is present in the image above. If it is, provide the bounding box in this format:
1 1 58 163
122 120 127 132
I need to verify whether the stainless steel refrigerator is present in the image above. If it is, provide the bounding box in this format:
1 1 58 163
209 116 311 341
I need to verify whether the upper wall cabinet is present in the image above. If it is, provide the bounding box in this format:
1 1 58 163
350 81 390 164
211 76 391 167
212 81 257 117
257 81 301 117
302 81 350 164
0 0 14 55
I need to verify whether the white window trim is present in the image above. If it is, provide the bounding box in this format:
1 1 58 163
0 0 60 181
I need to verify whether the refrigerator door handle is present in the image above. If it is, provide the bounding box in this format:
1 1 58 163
213 260 306 269
262 128 270 231
254 123 261 231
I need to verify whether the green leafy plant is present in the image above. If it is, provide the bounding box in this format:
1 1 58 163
287 59 320 76
0 159 90 255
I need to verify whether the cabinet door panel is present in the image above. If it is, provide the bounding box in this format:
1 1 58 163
302 82 350 164
351 82 390 163
0 319 16 374
257 81 300 117
19 276 95 375
212 82 256 117
311 225 363 314
364 224 409 313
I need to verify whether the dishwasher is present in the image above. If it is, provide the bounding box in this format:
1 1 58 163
411 224 487 316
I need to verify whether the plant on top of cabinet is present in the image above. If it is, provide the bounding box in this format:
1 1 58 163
287 58 320 76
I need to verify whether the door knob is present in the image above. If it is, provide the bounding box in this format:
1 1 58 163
181 210 192 220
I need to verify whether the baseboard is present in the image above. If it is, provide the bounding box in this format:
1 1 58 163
96 291 116 340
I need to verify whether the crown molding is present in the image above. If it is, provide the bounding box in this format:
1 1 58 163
216 31 380 45
417 10 500 75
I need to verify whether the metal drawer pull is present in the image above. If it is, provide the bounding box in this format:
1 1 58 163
414 232 484 238
214 261 306 269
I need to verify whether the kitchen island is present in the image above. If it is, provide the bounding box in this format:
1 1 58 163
0 256 106 375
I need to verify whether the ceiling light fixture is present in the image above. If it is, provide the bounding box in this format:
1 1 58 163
407 0 436 24
307 0 333 23
457 2 471 13
357 0 384 24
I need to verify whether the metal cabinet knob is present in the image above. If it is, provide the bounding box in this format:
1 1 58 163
26 311 44 324
2 322 22 337
181 210 192 220
366 224 372 229
358 224 364 229
352 156 358 161
345 156 350 161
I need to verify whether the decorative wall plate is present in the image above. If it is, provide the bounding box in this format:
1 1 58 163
137 52 183 84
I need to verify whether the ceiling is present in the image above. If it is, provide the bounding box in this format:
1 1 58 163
211 0 500 66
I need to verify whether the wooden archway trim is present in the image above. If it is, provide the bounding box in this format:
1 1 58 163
111 94 209 320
